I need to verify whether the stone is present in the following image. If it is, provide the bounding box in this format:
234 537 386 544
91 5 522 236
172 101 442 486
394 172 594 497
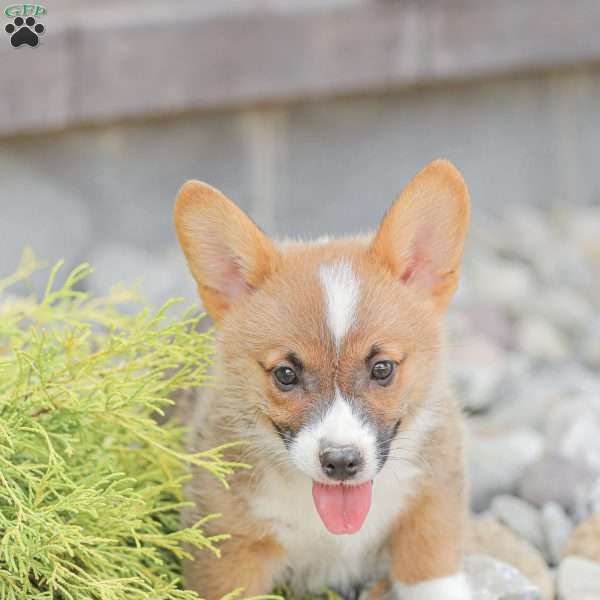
468 306 514 349
576 479 600 521
557 556 600 600
581 322 600 370
469 427 545 512
488 366 600 432
568 207 600 266
446 310 474 342
532 286 594 334
519 452 597 513
534 364 600 399
563 515 600 563
467 254 536 314
515 316 569 363
465 554 541 600
467 518 554 599
545 400 600 471
449 335 507 413
491 495 546 555
578 317 600 368
482 370 558 432
492 205 553 264
541 502 573 566
535 245 593 294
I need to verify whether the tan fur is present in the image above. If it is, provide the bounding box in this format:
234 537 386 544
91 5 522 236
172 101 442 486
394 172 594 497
174 181 280 322
185 534 285 599
370 159 470 310
390 412 468 584
174 160 471 599
366 578 391 600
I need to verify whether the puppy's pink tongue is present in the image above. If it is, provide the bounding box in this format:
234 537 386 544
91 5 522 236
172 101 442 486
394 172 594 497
312 481 372 534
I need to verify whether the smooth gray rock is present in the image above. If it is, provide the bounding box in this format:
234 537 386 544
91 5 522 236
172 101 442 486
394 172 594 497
519 452 597 513
580 318 600 370
449 335 507 413
481 204 552 265
576 479 600 522
465 554 541 600
568 207 600 270
488 365 600 432
533 287 594 334
515 316 569 363
581 337 600 371
542 502 573 566
557 556 600 600
468 306 515 350
467 254 536 315
544 401 600 485
492 495 546 556
469 428 545 512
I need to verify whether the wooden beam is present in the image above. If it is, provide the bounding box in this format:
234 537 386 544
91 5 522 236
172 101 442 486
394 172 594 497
2 0 600 135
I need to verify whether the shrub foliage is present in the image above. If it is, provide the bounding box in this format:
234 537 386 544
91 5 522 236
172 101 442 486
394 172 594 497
0 251 242 600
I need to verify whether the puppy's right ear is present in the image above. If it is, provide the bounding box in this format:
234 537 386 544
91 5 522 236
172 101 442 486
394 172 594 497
174 181 278 322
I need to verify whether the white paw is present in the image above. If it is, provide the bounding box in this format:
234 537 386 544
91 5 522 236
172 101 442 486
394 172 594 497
393 572 471 600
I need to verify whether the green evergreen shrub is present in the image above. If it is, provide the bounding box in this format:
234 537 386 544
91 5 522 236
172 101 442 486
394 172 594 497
0 251 245 600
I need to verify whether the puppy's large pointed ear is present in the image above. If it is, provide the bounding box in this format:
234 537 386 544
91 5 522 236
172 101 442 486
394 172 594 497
370 160 470 311
174 181 278 322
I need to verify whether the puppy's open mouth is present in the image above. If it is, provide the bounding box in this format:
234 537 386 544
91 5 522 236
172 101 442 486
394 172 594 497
312 481 372 535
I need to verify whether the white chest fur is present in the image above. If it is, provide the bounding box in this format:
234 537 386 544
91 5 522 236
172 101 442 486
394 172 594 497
250 460 420 596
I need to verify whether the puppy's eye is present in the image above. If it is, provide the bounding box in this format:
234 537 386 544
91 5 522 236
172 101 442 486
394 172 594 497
273 366 298 390
371 360 394 385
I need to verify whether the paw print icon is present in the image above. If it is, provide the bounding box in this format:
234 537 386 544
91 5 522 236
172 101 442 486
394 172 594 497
5 16 44 47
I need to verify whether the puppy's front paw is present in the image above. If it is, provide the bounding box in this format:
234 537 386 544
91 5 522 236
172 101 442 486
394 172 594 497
392 573 471 600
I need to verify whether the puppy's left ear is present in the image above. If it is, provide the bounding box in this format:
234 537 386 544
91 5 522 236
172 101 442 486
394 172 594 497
370 159 470 311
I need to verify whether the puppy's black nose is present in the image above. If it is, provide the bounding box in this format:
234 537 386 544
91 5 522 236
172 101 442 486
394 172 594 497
319 446 364 481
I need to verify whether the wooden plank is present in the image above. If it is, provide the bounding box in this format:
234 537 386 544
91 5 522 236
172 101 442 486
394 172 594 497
1 0 600 136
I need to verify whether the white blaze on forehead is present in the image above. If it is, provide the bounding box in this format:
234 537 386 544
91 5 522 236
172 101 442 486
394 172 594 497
319 259 360 349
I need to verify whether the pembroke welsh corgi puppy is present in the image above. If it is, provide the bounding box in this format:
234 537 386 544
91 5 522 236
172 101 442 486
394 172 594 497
174 159 471 600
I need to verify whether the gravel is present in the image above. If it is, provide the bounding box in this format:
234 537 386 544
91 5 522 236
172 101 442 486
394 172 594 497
450 204 600 599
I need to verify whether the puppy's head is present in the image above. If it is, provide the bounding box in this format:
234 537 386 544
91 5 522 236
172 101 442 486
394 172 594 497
175 160 469 532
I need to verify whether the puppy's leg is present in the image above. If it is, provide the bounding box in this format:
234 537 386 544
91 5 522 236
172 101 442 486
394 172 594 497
185 534 284 600
359 577 391 600
388 485 470 600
